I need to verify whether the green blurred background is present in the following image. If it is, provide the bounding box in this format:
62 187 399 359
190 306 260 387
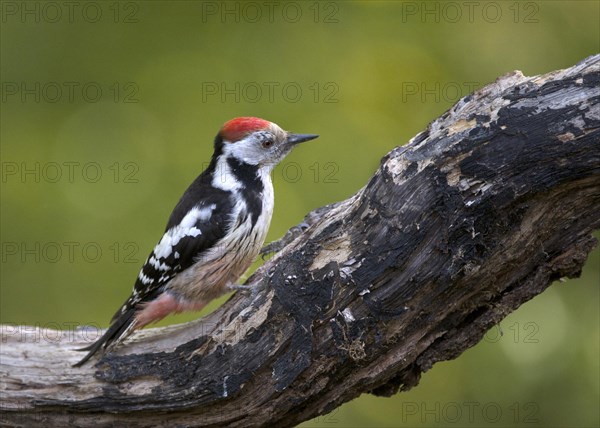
1 1 598 426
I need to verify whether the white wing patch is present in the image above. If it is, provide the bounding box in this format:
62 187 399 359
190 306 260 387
198 204 216 221
138 272 154 284
153 204 216 259
149 256 170 271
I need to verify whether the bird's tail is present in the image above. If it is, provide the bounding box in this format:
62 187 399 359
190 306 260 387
73 308 137 367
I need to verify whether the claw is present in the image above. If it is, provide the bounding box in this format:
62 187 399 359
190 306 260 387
228 280 268 300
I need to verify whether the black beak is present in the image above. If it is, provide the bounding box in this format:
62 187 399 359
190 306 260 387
287 133 319 145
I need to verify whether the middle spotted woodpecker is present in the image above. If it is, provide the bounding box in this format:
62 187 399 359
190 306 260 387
75 117 318 366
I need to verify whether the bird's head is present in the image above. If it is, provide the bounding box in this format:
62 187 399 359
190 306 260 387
215 117 318 170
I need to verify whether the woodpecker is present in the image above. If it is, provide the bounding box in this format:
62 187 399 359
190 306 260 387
74 117 318 366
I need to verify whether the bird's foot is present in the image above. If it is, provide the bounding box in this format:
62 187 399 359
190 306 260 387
228 280 268 300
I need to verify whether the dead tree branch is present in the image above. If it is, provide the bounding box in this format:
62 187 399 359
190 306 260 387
1 54 599 428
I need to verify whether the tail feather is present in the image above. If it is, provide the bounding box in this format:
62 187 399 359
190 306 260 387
73 308 137 367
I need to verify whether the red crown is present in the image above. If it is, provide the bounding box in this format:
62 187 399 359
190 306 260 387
219 117 271 142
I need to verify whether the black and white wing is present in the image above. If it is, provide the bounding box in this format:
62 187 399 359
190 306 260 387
74 174 233 366
113 180 234 321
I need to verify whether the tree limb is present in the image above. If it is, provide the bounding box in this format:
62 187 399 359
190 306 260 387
1 54 599 428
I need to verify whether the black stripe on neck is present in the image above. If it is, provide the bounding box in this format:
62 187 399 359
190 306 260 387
226 157 263 225
204 133 225 175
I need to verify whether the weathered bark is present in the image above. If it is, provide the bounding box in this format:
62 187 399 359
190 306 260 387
1 55 599 428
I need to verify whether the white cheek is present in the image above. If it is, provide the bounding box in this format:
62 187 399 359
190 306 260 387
223 139 264 165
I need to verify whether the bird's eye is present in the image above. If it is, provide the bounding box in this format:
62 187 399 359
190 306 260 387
262 140 274 148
